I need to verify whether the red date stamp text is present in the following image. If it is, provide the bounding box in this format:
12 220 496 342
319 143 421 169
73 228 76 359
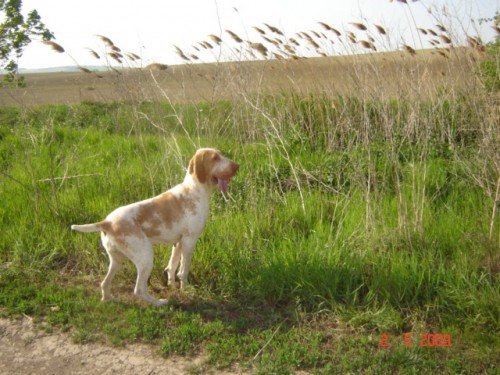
380 333 451 347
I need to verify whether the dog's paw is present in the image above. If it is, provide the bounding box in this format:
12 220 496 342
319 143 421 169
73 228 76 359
168 280 180 289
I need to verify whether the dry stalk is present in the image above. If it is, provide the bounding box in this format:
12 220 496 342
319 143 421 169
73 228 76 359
243 96 306 214
490 177 500 241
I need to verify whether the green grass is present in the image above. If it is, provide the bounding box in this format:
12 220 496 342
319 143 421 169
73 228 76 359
0 94 499 373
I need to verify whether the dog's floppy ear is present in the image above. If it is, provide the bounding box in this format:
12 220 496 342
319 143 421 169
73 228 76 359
189 150 208 183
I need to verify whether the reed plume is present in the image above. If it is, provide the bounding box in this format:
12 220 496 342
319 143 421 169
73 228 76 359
96 35 114 47
248 42 268 58
209 34 222 45
439 35 452 44
350 22 367 31
226 30 243 43
108 52 123 63
87 48 100 59
253 26 266 35
374 24 387 35
359 40 377 51
402 44 416 55
173 45 190 61
264 23 284 36
43 41 65 53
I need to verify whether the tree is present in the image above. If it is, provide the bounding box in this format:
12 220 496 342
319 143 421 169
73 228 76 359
0 0 54 86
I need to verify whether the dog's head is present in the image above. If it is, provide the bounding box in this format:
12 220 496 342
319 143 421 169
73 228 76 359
188 148 239 192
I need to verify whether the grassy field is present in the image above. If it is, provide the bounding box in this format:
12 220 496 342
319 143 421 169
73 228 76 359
1 15 499 374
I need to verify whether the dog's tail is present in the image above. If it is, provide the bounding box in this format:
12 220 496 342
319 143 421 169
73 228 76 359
71 221 109 233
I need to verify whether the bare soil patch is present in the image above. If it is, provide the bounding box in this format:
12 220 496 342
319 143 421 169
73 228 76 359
0 317 246 375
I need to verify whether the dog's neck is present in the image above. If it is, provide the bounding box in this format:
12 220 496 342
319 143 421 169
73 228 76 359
183 171 215 196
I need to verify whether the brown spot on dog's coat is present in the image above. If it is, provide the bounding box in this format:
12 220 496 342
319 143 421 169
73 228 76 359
137 192 197 233
189 149 219 183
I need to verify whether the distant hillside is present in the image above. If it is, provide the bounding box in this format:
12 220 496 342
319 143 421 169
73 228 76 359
0 66 113 75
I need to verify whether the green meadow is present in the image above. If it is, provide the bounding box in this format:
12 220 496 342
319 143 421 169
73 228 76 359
0 85 498 372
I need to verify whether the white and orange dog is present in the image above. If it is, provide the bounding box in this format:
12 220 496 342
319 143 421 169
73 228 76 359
72 148 239 306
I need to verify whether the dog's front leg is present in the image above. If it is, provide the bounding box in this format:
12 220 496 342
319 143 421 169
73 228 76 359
165 243 182 288
177 238 197 290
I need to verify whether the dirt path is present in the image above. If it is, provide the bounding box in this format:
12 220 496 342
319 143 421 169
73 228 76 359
0 317 246 375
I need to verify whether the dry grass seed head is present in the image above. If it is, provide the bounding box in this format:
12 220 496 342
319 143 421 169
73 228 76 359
305 36 320 49
200 41 213 49
209 34 222 45
174 45 190 61
253 26 266 35
436 24 447 32
347 31 357 43
87 48 100 59
439 35 452 44
374 25 387 35
318 21 341 37
43 41 65 53
226 30 243 43
350 22 367 31
402 44 416 55
261 36 274 45
249 42 268 58
284 44 296 54
96 34 114 46
311 30 322 39
360 40 377 51
264 23 284 36
374 24 387 35
318 21 333 31
108 52 122 63
331 27 342 37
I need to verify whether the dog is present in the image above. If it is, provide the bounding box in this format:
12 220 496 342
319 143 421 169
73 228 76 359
71 148 239 306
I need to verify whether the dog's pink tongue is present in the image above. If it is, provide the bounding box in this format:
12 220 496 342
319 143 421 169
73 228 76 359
217 178 230 193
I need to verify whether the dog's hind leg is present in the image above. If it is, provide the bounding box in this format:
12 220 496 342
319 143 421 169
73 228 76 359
130 240 167 306
101 248 125 302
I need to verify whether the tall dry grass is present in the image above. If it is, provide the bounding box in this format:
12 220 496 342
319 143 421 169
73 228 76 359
19 2 497 244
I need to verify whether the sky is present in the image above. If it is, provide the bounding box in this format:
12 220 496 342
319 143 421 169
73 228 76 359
13 0 500 70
